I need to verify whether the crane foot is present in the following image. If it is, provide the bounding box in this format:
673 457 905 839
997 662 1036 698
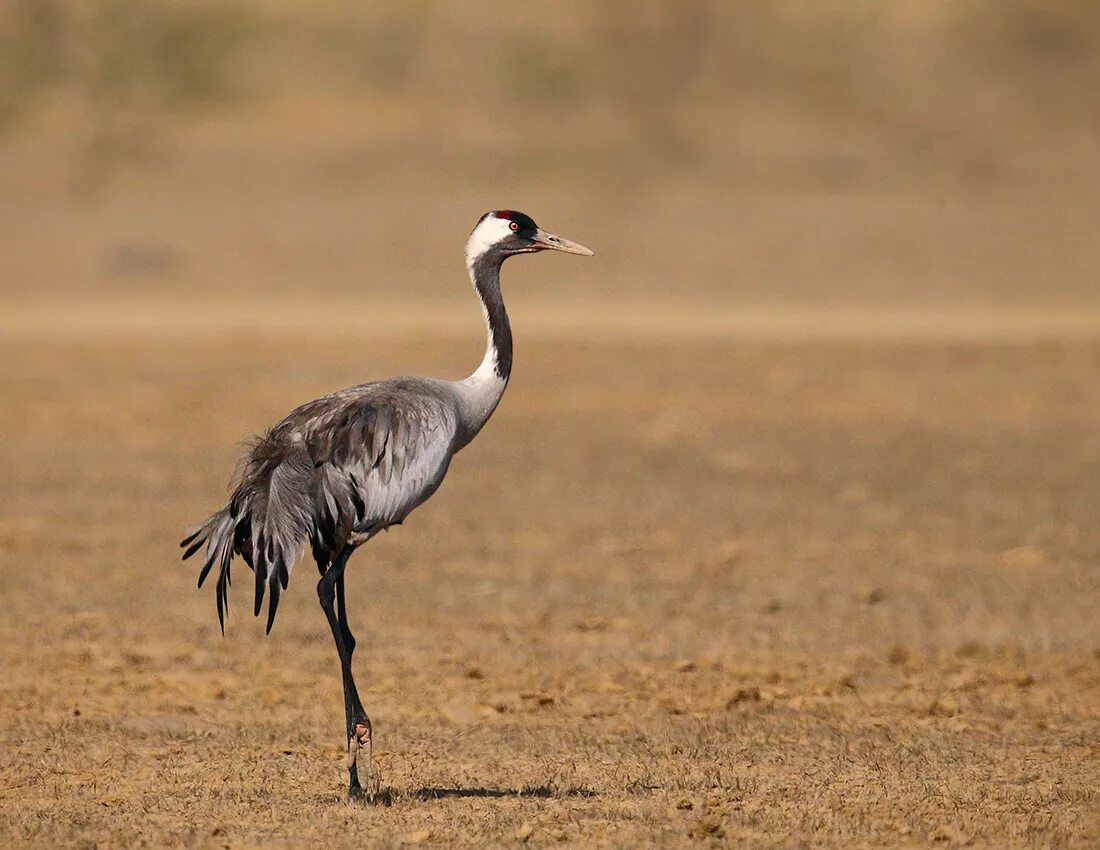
347 720 378 800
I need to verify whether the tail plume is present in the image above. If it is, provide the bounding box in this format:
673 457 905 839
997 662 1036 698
181 437 312 634
180 507 237 633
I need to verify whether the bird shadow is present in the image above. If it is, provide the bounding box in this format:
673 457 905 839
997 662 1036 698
361 784 597 807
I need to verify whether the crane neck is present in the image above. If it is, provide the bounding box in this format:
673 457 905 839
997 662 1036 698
453 250 511 449
466 251 513 383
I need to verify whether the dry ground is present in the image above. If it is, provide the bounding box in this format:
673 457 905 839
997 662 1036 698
2 312 1098 848
2 2 1100 846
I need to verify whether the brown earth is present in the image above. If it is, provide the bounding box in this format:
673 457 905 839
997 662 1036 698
2 314 1098 848
2 3 1100 846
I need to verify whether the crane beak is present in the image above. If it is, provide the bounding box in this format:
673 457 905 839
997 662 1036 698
531 228 594 256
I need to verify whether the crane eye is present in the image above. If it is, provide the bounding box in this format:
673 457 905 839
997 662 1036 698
509 221 519 231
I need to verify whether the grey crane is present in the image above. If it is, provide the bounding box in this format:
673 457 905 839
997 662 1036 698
181 210 592 797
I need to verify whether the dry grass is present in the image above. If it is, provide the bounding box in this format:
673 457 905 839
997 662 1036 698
1 323 1098 847
1 3 1099 845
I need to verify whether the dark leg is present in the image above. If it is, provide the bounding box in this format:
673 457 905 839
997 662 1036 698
318 545 374 798
336 571 356 669
336 570 371 787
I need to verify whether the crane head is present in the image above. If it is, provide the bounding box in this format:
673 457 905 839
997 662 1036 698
466 210 593 267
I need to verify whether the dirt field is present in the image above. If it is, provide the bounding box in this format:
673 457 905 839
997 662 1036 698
2 310 1098 848
2 3 1100 846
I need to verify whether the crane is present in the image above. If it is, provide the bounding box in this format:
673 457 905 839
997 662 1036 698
181 210 592 797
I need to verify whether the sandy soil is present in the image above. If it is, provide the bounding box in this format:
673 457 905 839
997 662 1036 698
3 3 1099 845
2 316 1098 848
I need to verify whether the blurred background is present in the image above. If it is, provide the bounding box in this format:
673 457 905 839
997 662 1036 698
2 0 1099 313
2 3 1099 845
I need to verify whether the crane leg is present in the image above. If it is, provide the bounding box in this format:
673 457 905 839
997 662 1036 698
336 569 374 793
318 545 375 799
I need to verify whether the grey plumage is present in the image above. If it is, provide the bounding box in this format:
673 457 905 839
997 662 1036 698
182 378 459 633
